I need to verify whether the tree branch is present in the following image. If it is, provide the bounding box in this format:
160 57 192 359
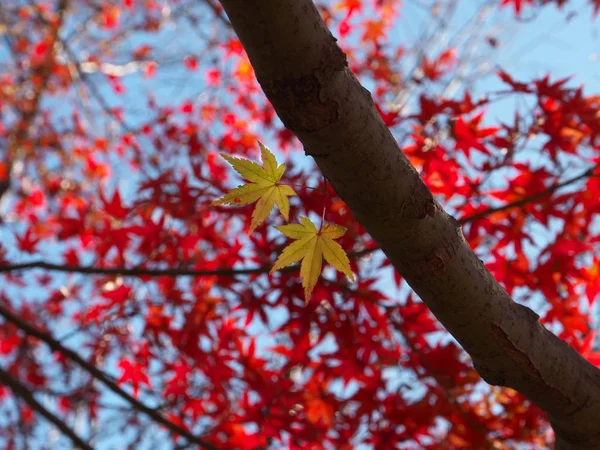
0 365 93 450
0 304 219 450
214 2 600 449
0 260 268 277
461 162 600 223
0 161 594 281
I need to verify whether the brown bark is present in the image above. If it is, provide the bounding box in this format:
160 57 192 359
217 1 600 448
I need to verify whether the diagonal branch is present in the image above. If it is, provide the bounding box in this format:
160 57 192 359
0 303 219 450
0 365 93 450
214 2 600 449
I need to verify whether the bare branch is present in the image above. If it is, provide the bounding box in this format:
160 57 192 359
0 365 93 450
460 162 600 223
0 260 269 277
0 304 219 450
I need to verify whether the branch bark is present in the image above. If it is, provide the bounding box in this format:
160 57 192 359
216 1 600 448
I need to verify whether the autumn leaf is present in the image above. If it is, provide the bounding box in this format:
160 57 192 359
305 395 335 427
212 142 296 233
362 19 386 44
117 358 151 397
16 229 40 254
271 217 354 303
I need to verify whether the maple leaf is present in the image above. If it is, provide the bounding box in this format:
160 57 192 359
101 189 129 220
117 358 151 397
271 216 355 303
212 143 296 233
305 395 335 427
362 19 386 44
421 48 456 81
16 229 40 254
453 112 499 157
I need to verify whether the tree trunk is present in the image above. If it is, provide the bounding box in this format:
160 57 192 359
217 1 600 448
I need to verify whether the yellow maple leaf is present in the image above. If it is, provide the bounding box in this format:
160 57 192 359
271 216 355 303
211 143 296 233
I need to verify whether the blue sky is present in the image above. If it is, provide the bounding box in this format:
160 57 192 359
2 1 600 448
62 3 600 449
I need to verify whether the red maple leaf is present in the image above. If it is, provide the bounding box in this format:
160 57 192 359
117 358 151 397
16 229 40 254
453 112 499 157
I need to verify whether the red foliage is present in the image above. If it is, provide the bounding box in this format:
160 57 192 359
0 0 599 448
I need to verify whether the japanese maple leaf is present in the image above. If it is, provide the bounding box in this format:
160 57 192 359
305 394 335 427
497 70 531 93
362 19 386 44
100 189 128 220
271 216 354 303
212 143 296 233
117 358 150 397
336 0 362 17
16 229 40 254
421 48 456 81
454 112 499 157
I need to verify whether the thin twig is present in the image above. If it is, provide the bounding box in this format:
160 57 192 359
0 260 269 277
203 0 231 26
460 162 599 223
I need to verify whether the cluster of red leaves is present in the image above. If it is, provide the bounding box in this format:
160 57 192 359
503 0 600 16
0 0 598 449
